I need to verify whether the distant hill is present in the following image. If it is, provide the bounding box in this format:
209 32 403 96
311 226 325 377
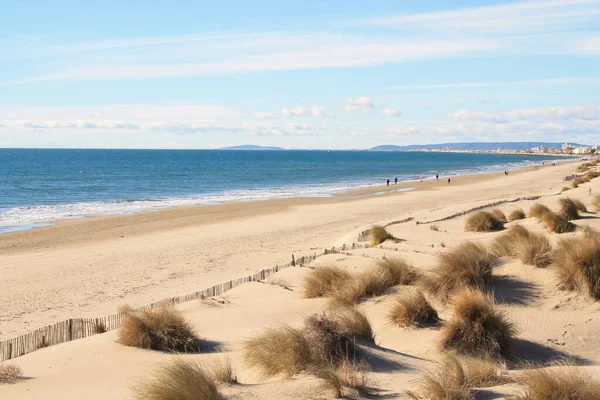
368 142 590 152
219 145 284 151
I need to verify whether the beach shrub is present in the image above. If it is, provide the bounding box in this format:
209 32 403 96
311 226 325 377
552 236 600 299
559 198 580 220
508 209 526 222
540 212 576 234
493 225 552 268
117 305 201 353
516 362 600 400
328 305 375 343
528 204 551 219
465 211 505 232
440 289 515 359
0 364 23 384
369 225 392 246
375 257 421 286
424 242 497 300
388 291 439 328
133 358 225 400
303 265 352 298
490 209 507 223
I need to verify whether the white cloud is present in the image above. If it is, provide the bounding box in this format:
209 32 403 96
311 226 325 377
281 106 307 117
281 105 334 117
344 97 401 117
389 77 600 91
377 107 402 117
449 104 600 123
253 111 275 119
577 36 600 54
449 110 509 123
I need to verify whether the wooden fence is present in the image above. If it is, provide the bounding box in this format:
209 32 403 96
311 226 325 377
0 246 359 362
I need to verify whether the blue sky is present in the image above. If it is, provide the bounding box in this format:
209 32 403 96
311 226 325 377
1 0 599 149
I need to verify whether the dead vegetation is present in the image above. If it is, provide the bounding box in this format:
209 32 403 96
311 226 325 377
493 225 552 268
117 305 201 353
508 209 526 222
528 204 551 219
132 358 225 400
388 291 439 328
207 353 237 385
440 289 515 359
559 198 581 220
552 236 600 299
465 211 505 232
303 265 352 298
327 305 375 343
0 364 23 384
369 225 393 246
424 242 497 300
515 362 600 400
540 211 576 234
407 355 508 400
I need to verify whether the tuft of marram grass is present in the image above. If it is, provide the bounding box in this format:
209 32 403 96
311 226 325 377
572 176 590 188
0 364 23 384
540 211 576 234
465 211 505 232
369 225 392 246
586 170 600 179
528 204 551 219
516 361 600 400
430 224 440 231
552 236 600 299
508 209 526 222
207 353 237 385
424 242 497 300
559 198 580 220
375 257 421 286
594 195 600 212
388 291 439 328
440 289 516 359
303 265 352 299
117 305 201 353
561 186 571 193
327 305 375 343
132 358 225 400
572 198 587 213
316 359 371 399
490 209 507 223
493 225 552 268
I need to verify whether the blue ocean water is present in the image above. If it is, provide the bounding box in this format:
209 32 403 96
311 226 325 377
0 149 571 230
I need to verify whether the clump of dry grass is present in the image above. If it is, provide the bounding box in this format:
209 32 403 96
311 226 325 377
407 355 508 400
369 225 393 246
117 305 201 353
529 204 551 218
540 211 576 234
316 359 371 398
440 289 516 358
561 186 571 193
490 209 507 223
493 225 552 268
572 176 590 188
0 364 23 384
572 199 587 213
508 209 526 222
516 362 600 400
552 236 600 299
559 198 581 220
424 242 497 300
465 211 505 232
207 353 237 385
593 195 600 212
327 305 375 343
133 359 225 400
430 224 440 231
303 265 352 298
586 170 600 179
302 314 357 368
388 291 439 328
375 257 421 286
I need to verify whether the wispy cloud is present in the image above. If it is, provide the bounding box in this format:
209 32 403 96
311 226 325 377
344 97 401 117
449 104 600 122
389 77 600 90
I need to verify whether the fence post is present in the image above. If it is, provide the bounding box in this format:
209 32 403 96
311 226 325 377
9 343 13 360
68 319 73 341
291 255 295 266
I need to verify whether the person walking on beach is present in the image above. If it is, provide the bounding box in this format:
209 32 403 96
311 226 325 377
387 179 390 186
436 174 439 180
395 177 398 185
448 178 451 184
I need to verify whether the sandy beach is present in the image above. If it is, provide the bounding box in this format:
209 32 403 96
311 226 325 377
2 158 600 399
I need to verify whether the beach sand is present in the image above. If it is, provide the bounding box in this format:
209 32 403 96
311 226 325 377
2 159 600 399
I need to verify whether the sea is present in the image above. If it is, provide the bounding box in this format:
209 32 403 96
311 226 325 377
0 148 574 233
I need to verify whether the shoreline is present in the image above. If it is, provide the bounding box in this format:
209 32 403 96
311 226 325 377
0 156 578 236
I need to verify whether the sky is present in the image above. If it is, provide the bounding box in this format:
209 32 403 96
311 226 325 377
1 0 599 149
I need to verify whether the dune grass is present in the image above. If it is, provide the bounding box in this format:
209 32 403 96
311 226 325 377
133 358 225 400
516 362 600 400
117 305 201 353
593 195 600 212
388 291 439 328
440 289 515 359
375 257 421 286
561 186 571 193
508 209 526 222
327 305 375 343
303 265 352 298
424 242 497 300
465 211 505 232
552 236 600 299
540 211 576 234
206 353 237 385
490 209 507 223
528 204 551 219
586 170 600 179
493 225 552 268
0 364 23 384
407 355 508 400
369 225 393 246
430 224 440 231
316 359 371 398
572 199 587 213
571 176 589 188
559 198 581 220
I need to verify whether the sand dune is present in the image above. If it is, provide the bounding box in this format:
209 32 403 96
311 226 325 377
2 160 600 399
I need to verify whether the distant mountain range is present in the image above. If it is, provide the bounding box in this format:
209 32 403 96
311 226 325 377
218 145 285 151
368 142 590 152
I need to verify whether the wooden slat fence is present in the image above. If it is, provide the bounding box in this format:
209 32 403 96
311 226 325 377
0 244 359 362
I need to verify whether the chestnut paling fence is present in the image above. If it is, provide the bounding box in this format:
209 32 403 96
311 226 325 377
0 244 366 362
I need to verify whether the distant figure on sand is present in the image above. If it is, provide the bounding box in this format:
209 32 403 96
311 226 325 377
448 178 451 184
387 179 390 186
395 177 398 185
436 174 439 180
504 170 508 176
